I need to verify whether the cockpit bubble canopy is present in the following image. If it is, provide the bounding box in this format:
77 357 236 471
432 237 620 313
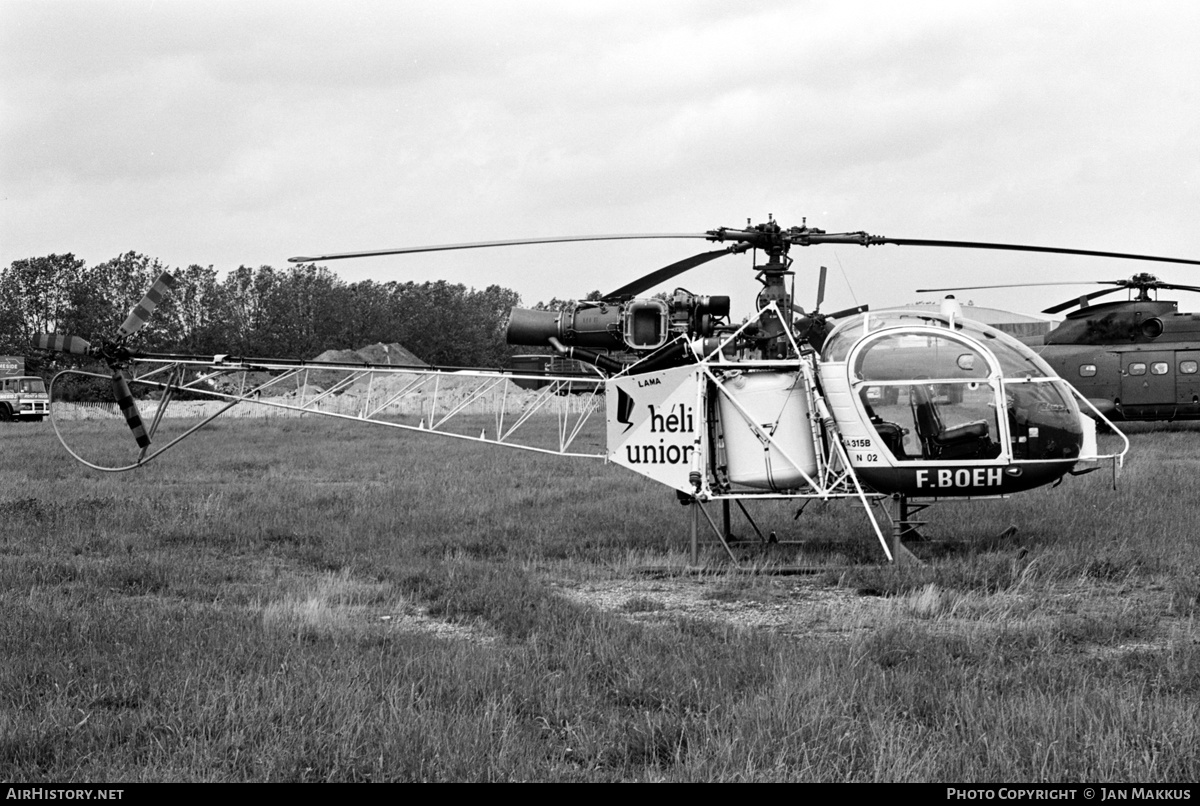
822 309 1058 380
823 309 1084 465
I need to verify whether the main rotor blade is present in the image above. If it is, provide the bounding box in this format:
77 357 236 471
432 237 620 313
917 281 1110 293
826 304 869 319
118 272 177 337
603 248 737 300
791 303 869 326
289 233 712 264
862 236 1200 266
921 278 1200 295
111 371 151 449
291 226 1200 270
34 332 92 355
1042 287 1125 315
1149 282 1200 294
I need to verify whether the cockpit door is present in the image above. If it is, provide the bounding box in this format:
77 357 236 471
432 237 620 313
849 330 1008 465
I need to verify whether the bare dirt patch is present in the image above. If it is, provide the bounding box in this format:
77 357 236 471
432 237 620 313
372 606 499 644
551 575 887 641
551 573 1190 655
260 567 500 645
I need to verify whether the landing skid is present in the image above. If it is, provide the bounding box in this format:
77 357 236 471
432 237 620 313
679 493 1021 568
873 495 1020 563
682 488 897 569
875 495 933 565
687 497 777 565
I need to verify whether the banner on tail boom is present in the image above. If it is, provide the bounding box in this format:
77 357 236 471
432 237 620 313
607 365 701 494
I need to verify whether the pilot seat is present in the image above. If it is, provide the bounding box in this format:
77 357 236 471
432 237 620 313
910 384 999 461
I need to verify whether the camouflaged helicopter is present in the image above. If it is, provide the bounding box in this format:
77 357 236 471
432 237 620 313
921 272 1200 423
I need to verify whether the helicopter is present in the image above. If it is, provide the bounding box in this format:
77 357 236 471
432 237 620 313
30 219 1200 564
918 273 1200 422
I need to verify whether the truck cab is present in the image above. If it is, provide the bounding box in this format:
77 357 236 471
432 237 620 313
0 356 49 422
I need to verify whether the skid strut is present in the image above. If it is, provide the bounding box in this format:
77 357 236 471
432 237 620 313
867 494 931 564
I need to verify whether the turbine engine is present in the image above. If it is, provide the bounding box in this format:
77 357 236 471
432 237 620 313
506 291 731 353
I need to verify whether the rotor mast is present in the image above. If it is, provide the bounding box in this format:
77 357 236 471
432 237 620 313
706 216 827 357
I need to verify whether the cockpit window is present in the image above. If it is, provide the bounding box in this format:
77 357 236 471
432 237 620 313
1006 381 1083 460
824 308 1055 379
853 332 990 381
824 311 947 362
858 377 1082 463
858 381 1001 461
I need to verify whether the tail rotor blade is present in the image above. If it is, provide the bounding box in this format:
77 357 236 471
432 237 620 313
815 265 827 311
34 332 92 355
118 272 176 337
111 371 151 449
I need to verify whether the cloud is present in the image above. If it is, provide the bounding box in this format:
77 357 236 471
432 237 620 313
2 0 1197 315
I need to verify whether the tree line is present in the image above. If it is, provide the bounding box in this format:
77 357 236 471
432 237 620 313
0 252 539 375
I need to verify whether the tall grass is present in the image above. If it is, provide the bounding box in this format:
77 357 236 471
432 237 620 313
2 416 1199 780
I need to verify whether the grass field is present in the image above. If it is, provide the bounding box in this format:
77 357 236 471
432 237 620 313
2 415 1199 781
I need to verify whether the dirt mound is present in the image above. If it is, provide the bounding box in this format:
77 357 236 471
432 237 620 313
307 342 428 392
313 342 426 368
206 371 277 396
312 348 359 364
279 383 326 399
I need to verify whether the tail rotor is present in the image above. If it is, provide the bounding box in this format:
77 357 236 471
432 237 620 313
110 370 152 449
118 272 177 337
33 271 176 451
33 333 93 356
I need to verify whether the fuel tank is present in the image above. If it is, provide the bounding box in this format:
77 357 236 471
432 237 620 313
717 370 817 491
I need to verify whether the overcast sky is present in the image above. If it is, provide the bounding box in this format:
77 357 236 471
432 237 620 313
3 0 1198 320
